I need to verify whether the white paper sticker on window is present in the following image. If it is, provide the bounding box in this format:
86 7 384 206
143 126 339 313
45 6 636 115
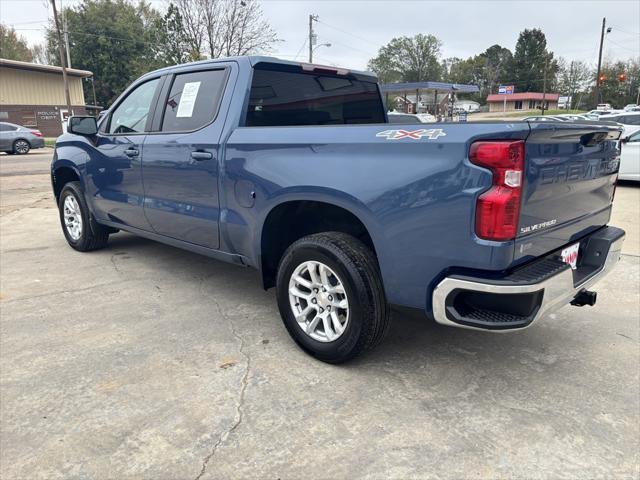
176 81 201 118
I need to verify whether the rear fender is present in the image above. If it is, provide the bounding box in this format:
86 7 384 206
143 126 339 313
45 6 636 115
253 187 392 286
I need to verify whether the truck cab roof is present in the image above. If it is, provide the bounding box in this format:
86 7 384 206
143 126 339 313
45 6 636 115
138 55 377 82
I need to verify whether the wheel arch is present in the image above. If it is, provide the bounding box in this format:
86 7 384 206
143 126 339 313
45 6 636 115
13 137 32 146
257 191 388 291
51 162 83 201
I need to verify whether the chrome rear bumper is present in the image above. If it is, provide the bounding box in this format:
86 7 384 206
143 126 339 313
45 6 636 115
432 227 625 331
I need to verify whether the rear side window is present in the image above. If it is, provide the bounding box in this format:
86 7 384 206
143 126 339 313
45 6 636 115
623 115 640 125
246 66 385 126
161 69 226 132
0 123 17 132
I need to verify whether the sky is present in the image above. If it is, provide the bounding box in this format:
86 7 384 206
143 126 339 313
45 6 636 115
1 0 639 71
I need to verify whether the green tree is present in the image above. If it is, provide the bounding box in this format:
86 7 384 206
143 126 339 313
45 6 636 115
153 3 199 66
479 44 512 95
46 0 167 107
368 34 443 84
441 45 512 103
0 24 33 62
507 28 558 92
596 59 640 108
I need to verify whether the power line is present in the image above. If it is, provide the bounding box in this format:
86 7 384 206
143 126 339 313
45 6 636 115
7 20 50 26
606 39 640 53
327 40 376 57
13 26 160 47
315 19 380 49
608 25 640 36
293 39 307 61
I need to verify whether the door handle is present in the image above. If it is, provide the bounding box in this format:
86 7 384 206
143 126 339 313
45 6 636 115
190 151 213 161
124 148 139 157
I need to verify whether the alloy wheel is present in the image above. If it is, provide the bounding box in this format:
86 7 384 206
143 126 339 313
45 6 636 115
288 260 350 342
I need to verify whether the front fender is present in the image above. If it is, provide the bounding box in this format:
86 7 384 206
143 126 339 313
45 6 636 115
51 137 94 198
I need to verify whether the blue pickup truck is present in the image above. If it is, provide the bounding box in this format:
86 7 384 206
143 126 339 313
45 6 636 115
52 56 625 363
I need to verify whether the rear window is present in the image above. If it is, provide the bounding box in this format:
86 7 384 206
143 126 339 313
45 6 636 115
245 65 385 127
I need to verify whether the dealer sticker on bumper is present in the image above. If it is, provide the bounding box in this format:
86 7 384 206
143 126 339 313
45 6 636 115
561 243 580 270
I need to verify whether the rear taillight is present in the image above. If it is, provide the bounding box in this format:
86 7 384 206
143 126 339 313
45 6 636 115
470 140 525 241
31 130 43 137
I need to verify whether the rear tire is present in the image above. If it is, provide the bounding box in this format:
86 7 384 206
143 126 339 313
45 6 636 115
276 232 389 363
12 139 30 155
58 181 110 251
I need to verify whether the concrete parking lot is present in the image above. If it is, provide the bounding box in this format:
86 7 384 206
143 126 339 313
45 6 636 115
1 150 639 479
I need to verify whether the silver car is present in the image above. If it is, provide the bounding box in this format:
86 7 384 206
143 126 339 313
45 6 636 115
0 122 45 155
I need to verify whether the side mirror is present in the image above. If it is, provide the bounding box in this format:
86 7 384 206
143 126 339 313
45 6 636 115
620 136 629 143
68 116 98 136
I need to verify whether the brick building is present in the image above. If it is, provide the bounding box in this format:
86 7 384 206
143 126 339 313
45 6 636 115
0 58 94 137
486 92 559 112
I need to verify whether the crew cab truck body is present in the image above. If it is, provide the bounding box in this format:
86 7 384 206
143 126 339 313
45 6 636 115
52 56 625 362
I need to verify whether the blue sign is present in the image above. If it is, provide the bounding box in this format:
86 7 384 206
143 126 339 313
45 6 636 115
498 85 514 94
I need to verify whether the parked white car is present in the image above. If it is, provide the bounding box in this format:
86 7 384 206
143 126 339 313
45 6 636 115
624 104 638 111
387 112 427 123
415 113 436 122
599 112 640 138
619 131 640 182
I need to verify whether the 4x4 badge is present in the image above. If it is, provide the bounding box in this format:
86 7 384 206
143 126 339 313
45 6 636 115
376 128 446 140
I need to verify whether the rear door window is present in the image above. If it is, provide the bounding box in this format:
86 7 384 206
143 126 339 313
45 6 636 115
246 65 385 126
160 69 227 132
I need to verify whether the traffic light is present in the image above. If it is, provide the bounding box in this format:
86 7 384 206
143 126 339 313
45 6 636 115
598 74 606 84
618 73 627 82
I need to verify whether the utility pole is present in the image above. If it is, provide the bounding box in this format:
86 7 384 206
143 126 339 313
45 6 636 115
63 15 71 68
89 76 97 107
541 58 548 115
595 17 606 107
50 0 72 115
308 14 318 63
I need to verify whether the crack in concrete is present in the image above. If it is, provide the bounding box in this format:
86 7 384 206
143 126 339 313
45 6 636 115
1 195 53 215
110 254 122 274
0 278 149 304
194 293 251 480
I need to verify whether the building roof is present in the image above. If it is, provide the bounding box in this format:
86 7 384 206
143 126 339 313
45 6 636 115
0 58 92 78
487 92 560 102
380 81 480 94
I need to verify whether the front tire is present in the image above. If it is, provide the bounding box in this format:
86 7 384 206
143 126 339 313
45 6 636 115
58 181 110 251
276 232 390 363
12 139 30 155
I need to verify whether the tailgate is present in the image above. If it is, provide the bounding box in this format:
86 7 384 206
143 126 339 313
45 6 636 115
515 122 622 261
